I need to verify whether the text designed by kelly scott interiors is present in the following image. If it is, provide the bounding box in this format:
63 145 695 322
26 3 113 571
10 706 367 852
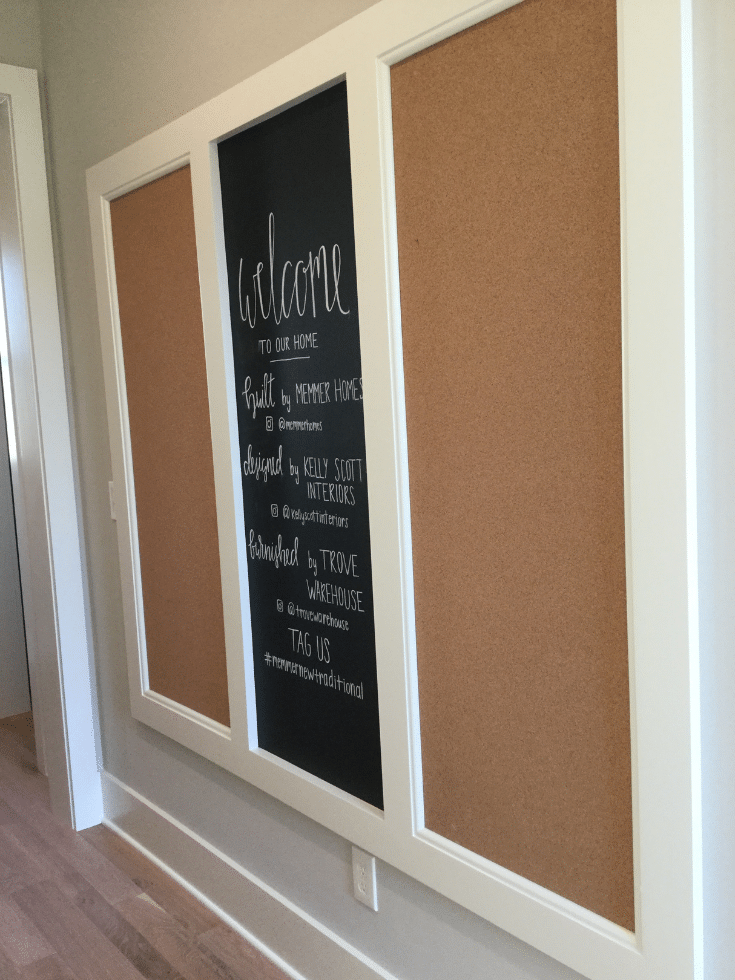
241 447 364 512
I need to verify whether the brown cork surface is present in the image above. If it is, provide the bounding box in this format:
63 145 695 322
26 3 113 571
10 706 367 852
391 0 633 928
110 166 230 727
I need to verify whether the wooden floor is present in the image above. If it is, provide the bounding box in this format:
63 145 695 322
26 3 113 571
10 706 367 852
0 713 291 980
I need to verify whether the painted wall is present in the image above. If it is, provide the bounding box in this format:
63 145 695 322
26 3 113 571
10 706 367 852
32 0 734 978
0 0 41 71
694 2 735 979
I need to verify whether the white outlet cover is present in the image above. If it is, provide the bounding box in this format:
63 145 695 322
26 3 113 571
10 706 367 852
352 845 378 911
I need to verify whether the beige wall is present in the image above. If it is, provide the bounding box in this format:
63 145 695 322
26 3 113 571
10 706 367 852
0 0 41 71
694 2 735 979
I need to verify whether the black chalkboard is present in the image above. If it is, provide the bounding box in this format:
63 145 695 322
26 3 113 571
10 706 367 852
218 83 383 809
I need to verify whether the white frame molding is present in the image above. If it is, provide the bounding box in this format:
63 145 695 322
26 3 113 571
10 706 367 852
0 63 102 829
86 2 701 978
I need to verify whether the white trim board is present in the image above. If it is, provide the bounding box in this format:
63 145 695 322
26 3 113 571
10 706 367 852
86 2 701 978
101 771 396 980
0 62 102 829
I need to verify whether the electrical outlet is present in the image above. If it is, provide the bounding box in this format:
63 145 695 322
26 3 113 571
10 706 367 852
352 845 378 911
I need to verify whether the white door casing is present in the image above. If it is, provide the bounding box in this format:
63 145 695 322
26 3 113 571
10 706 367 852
0 65 101 828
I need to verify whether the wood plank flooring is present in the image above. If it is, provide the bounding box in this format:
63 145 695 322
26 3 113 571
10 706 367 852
0 714 291 980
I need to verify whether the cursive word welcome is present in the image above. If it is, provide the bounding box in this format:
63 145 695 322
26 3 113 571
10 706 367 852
238 213 349 328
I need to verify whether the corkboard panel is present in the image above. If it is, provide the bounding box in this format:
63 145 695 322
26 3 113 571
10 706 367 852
391 0 633 928
110 166 230 727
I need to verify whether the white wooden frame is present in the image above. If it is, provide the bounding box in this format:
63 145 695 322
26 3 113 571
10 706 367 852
1 63 102 829
87 2 701 978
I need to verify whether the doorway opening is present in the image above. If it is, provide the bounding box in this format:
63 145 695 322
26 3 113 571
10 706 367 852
0 258 31 720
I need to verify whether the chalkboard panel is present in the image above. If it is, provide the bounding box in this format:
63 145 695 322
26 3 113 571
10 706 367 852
218 83 383 809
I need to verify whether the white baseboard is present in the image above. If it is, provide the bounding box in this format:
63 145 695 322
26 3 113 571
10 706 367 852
100 771 397 980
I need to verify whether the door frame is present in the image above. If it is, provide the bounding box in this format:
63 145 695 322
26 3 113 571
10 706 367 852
0 62 101 829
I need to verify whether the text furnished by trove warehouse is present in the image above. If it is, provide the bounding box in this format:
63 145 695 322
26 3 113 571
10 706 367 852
218 81 383 807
